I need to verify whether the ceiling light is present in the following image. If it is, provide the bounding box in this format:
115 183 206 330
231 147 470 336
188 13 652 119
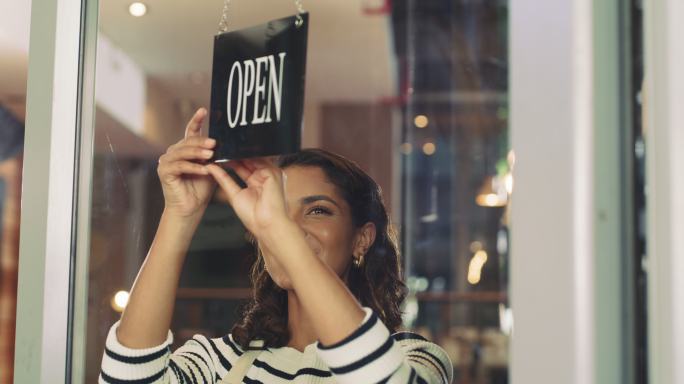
475 175 508 207
422 142 436 155
129 2 147 17
414 114 429 128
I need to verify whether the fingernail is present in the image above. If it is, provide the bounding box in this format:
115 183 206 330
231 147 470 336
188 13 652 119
205 138 216 146
203 150 213 157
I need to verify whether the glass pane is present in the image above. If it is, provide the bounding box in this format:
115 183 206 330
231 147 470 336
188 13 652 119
396 2 510 383
83 1 509 383
0 1 31 382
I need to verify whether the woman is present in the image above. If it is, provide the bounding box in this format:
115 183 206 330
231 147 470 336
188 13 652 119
99 108 453 383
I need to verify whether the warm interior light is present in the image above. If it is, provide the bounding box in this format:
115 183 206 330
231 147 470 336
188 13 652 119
475 175 508 207
129 2 147 17
487 194 500 206
422 142 436 155
111 290 130 312
414 115 429 128
467 250 488 285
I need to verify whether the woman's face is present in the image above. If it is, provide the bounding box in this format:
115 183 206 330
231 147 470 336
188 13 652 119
259 165 372 290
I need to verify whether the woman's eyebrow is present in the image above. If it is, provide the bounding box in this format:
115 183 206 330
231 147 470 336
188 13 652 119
300 195 341 208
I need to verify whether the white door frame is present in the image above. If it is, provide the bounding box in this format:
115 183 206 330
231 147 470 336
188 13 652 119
13 0 97 382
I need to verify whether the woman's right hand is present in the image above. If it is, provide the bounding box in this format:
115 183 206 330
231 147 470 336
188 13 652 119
157 108 216 219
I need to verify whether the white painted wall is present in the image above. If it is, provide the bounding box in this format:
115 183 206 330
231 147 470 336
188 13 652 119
0 0 32 52
95 36 146 135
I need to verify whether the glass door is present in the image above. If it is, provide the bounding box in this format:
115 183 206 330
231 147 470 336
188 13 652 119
71 1 512 382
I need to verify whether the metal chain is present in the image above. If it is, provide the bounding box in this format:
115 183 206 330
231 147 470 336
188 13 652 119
218 0 231 33
294 0 305 27
218 0 305 33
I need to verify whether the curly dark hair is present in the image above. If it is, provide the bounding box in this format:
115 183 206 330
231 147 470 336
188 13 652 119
231 148 407 349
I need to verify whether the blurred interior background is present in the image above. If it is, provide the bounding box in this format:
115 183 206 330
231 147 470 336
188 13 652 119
84 2 511 383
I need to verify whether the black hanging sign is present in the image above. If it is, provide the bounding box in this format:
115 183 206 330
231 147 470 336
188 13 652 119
209 13 309 161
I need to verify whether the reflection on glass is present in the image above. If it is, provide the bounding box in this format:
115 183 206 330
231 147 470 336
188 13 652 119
0 1 30 381
83 1 510 383
0 106 24 384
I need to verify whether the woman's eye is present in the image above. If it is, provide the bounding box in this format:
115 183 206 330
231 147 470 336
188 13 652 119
308 206 332 215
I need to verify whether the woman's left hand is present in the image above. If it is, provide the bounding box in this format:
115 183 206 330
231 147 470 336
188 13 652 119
206 159 291 240
210 159 367 347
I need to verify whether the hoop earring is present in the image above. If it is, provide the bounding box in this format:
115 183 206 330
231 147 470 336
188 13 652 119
353 253 365 268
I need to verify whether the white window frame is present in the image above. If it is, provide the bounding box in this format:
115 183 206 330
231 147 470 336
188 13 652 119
644 1 684 384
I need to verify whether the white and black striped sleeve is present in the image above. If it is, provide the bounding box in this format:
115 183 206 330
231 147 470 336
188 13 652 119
315 308 453 384
169 335 218 384
393 332 454 384
99 320 175 384
99 321 220 384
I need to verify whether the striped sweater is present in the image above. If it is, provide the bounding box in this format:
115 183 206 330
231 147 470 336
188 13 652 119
100 308 453 384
